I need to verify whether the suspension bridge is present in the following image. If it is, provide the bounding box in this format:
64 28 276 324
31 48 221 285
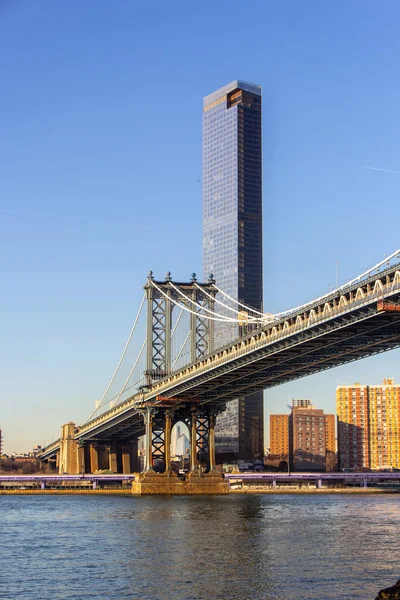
38 250 400 493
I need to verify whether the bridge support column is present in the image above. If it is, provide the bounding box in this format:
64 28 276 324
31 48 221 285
122 446 132 474
272 478 276 488
363 477 368 489
317 478 322 489
190 408 198 474
144 409 154 472
208 413 216 472
90 444 99 473
164 410 172 474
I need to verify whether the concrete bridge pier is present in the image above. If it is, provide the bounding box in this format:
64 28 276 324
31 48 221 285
89 444 99 473
121 441 138 473
77 445 85 474
59 422 79 474
109 445 119 473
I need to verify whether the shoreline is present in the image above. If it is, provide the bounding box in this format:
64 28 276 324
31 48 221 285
1 487 399 495
229 487 400 494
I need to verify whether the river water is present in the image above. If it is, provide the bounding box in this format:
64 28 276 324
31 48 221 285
1 494 399 600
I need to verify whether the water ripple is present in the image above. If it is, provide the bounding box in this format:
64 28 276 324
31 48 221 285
0 494 399 599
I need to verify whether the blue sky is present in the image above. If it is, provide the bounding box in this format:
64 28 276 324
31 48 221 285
1 1 400 453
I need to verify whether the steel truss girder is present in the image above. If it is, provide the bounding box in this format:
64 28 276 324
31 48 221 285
161 307 400 402
198 321 400 402
79 409 143 441
206 342 400 401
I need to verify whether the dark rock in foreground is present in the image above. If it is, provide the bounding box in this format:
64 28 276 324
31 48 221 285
375 580 400 599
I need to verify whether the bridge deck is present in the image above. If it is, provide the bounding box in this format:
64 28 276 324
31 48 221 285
39 263 400 458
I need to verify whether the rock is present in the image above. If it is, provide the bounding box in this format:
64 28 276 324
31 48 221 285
375 579 400 599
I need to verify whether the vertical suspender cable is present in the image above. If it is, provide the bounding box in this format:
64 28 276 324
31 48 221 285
110 337 147 407
96 292 145 406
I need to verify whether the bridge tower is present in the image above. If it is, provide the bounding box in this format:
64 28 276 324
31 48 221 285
136 273 227 491
144 271 216 385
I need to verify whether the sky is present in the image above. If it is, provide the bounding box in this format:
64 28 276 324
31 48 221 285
1 1 400 453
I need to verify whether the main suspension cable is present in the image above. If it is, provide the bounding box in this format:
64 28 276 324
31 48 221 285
151 281 248 323
211 284 266 317
167 281 262 323
194 282 267 320
168 281 241 321
271 248 400 320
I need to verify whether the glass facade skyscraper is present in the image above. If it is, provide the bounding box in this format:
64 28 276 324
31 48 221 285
202 80 263 459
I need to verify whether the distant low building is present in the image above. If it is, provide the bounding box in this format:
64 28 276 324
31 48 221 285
269 400 337 472
175 432 189 456
32 445 42 456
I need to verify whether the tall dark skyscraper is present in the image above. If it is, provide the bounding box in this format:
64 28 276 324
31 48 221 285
202 80 263 459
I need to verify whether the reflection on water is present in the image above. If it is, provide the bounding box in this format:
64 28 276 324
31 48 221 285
1 494 399 600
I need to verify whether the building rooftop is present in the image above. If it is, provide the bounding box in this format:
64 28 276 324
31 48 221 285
292 399 314 409
203 80 261 108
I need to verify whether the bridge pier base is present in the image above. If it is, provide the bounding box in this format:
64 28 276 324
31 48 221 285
132 471 228 495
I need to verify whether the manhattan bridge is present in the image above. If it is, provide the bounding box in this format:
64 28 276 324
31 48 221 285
39 249 400 492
